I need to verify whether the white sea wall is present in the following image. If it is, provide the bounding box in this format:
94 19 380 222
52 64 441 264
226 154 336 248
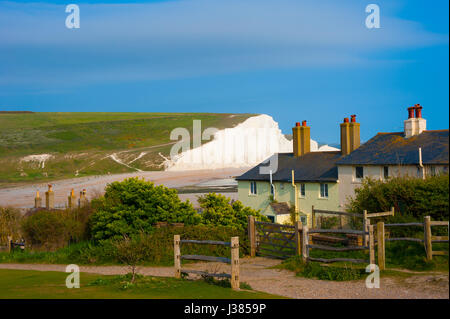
164 114 339 171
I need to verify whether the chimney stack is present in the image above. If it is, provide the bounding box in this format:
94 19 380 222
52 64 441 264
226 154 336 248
45 184 54 210
292 121 311 157
341 115 360 155
404 104 426 138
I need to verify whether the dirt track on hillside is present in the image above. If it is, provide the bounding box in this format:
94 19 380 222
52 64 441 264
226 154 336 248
1 257 448 299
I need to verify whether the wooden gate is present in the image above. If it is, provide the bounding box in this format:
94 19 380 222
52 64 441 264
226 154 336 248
248 216 302 259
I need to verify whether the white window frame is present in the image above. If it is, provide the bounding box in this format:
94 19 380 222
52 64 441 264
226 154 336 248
299 183 306 198
319 183 329 199
249 181 257 195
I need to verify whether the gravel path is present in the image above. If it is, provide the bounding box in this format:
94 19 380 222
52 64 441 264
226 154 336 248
1 257 448 299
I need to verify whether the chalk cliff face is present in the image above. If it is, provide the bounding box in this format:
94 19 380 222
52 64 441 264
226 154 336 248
164 114 339 171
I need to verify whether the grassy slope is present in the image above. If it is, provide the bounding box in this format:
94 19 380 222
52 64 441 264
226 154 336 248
0 269 282 299
0 112 254 186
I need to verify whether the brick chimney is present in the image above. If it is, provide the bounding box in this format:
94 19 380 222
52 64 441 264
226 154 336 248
404 104 426 138
292 121 311 157
341 115 360 155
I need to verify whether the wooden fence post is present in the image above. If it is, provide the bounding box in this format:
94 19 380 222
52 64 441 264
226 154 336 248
377 221 385 270
174 235 181 278
311 205 315 229
302 225 309 262
231 237 240 290
424 216 432 261
7 236 12 253
369 225 375 268
248 216 256 258
363 210 369 247
295 221 302 256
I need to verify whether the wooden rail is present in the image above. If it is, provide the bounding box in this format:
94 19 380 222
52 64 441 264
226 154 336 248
376 216 449 263
308 257 369 264
174 235 240 290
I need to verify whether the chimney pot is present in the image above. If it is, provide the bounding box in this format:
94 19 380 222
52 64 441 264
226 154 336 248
302 120 307 127
351 115 356 123
414 104 423 118
344 118 349 123
407 106 415 119
295 122 301 127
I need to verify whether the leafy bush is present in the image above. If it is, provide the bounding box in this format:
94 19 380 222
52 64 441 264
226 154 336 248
90 178 201 240
198 193 269 231
319 216 340 229
0 207 22 244
346 175 449 221
21 210 81 250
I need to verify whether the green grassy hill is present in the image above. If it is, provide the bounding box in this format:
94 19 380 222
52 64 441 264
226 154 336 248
0 112 254 186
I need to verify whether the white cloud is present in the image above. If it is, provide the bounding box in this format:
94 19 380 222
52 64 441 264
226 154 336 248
0 0 447 87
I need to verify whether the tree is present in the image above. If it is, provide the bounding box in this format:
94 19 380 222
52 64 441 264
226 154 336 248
113 234 148 283
198 193 269 231
90 178 200 240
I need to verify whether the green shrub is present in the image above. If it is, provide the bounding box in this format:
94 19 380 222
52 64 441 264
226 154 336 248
90 178 201 240
21 210 81 250
346 174 449 221
0 207 22 244
198 193 269 231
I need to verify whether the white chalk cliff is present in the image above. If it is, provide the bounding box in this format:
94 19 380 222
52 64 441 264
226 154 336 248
164 114 339 171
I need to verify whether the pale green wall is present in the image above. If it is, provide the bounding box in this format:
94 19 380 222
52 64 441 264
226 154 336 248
237 180 341 227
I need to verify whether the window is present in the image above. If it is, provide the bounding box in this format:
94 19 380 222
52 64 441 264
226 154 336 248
267 216 275 223
300 215 307 225
299 183 306 197
383 166 389 179
430 166 436 176
250 181 257 195
320 183 328 198
355 166 364 179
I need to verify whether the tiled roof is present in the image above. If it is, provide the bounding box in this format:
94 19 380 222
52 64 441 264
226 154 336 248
336 130 449 165
236 151 342 182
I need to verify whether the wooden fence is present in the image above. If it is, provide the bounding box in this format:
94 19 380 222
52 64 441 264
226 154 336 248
248 216 301 259
174 235 240 290
375 216 449 270
303 225 374 265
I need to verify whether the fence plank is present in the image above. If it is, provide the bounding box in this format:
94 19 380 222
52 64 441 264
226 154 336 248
180 240 231 246
308 229 366 235
313 209 363 218
308 257 369 264
307 244 369 252
430 221 449 226
385 223 424 227
254 221 295 229
385 238 423 242
431 236 449 241
181 255 231 264
432 251 448 256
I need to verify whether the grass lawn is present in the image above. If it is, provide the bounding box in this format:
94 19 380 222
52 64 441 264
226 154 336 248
0 269 284 299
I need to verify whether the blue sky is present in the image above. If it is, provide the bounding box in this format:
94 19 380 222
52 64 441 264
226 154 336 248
0 0 448 144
